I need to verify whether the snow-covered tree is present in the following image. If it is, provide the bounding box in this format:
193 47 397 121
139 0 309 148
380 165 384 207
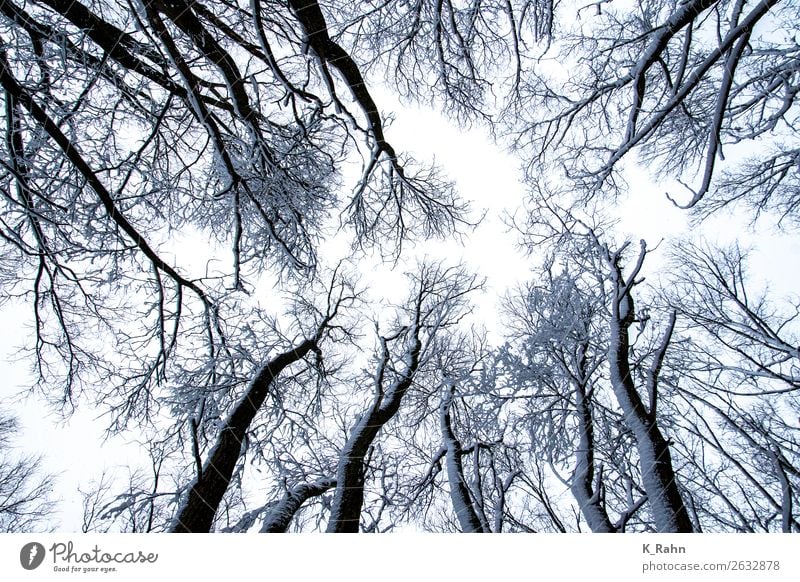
325 262 483 532
511 0 798 224
1 0 797 535
0 411 55 532
662 241 800 531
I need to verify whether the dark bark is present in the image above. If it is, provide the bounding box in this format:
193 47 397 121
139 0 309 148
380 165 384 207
31 0 195 100
608 251 693 532
325 334 422 532
772 454 794 533
149 0 258 124
287 0 396 158
260 478 336 533
171 339 316 532
0 49 213 305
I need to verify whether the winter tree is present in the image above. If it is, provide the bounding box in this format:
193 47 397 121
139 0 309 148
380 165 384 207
0 410 55 532
662 241 800 531
511 0 798 224
0 0 797 535
325 262 483 532
0 0 472 532
501 262 647 532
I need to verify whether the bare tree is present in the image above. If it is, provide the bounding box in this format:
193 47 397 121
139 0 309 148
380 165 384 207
500 254 650 532
0 411 55 532
333 0 554 122
662 241 800 531
1 0 795 536
508 199 695 531
599 239 693 532
511 0 797 223
667 386 800 532
0 0 478 533
325 261 482 532
429 332 510 533
666 241 800 395
373 330 531 533
0 0 474 416
439 381 487 532
170 270 358 532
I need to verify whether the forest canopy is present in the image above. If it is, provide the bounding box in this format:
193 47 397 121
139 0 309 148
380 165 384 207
0 0 797 533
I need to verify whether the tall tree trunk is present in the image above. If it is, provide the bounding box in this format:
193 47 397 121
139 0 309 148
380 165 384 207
440 383 486 533
570 371 616 533
326 332 421 532
608 272 693 532
171 339 316 532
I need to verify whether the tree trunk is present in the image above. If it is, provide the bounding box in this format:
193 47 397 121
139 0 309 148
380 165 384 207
171 339 316 532
260 478 336 533
325 334 421 532
440 383 485 533
570 378 616 533
608 295 693 532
